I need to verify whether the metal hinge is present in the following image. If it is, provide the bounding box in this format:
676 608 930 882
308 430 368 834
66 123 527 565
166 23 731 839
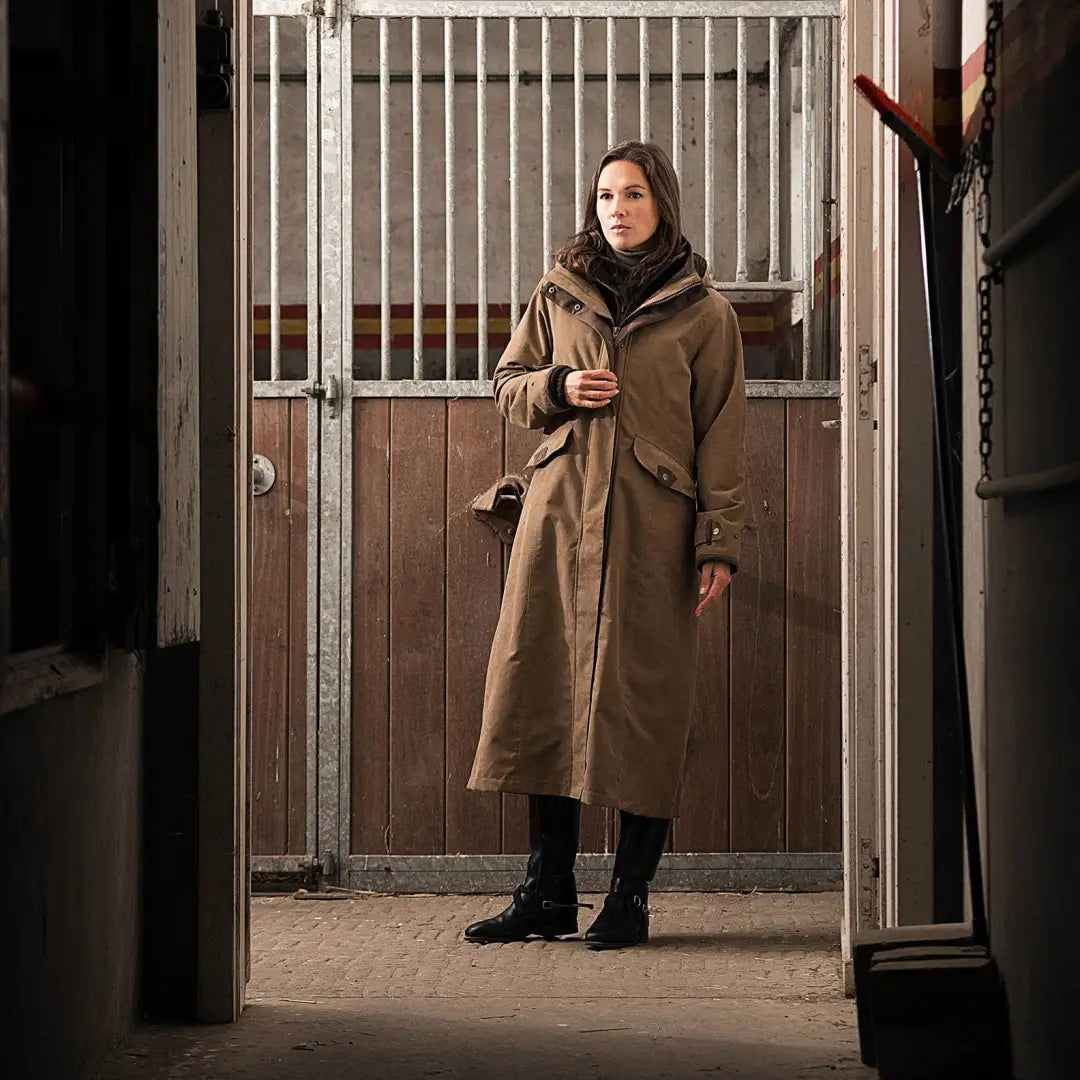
305 0 342 26
857 344 878 422
196 10 232 112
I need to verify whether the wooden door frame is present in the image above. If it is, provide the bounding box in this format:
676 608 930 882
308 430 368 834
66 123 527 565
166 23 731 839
840 0 947 990
838 0 885 991
196 0 254 1022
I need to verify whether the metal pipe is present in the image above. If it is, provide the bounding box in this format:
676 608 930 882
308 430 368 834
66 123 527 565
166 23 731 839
736 16 748 281
258 70 776 87
801 17 813 380
412 16 424 378
379 17 391 378
330 1 842 13
574 17 584 222
269 16 281 380
331 2 845 18
306 15 319 385
703 17 714 272
606 17 617 147
671 17 682 181
304 10 319 859
476 17 488 379
976 459 1080 501
983 164 1080 269
303 376 842 400
341 10 354 388
820 16 834 378
768 16 780 281
542 15 552 270
639 17 650 141
445 18 457 378
509 16 520 332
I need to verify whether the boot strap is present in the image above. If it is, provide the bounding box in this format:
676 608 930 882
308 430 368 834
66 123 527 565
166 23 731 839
604 891 650 917
541 900 595 911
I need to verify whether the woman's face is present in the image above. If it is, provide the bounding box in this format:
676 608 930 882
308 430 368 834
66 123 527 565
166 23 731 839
596 159 660 252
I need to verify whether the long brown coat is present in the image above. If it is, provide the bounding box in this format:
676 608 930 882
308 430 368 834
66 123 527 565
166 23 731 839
467 250 746 819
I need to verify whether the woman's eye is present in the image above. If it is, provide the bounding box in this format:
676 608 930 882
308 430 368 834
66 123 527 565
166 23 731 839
598 193 610 200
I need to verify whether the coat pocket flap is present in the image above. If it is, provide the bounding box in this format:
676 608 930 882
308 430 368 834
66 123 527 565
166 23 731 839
470 474 528 546
525 423 574 471
632 437 696 500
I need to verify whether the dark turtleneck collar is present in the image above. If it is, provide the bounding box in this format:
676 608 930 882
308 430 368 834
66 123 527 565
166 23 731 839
590 235 694 327
605 230 663 270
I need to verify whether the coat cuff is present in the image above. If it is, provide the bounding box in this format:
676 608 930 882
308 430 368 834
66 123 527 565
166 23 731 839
694 513 741 572
546 365 573 410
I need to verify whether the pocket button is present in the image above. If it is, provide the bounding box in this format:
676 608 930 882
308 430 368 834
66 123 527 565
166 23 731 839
658 468 673 486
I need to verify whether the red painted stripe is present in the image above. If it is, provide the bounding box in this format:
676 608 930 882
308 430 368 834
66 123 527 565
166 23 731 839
962 0 1080 142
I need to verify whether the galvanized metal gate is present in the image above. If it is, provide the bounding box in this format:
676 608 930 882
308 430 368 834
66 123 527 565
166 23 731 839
250 0 842 891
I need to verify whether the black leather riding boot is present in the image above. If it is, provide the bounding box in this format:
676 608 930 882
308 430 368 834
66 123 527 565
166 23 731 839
464 794 588 943
584 810 671 949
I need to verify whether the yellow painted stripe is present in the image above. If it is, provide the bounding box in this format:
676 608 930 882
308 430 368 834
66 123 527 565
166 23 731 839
962 74 985 126
253 318 308 335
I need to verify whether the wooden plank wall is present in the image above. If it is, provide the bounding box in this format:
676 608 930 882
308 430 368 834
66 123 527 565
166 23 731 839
251 400 308 855
251 395 842 859
156 2 200 645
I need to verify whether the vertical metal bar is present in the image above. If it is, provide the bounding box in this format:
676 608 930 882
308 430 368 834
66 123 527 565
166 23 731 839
703 17 715 272
574 18 584 223
269 17 281 380
337 2 355 883
638 17 650 141
821 18 835 378
541 16 552 270
769 16 780 281
735 16 748 282
412 16 424 378
476 17 488 379
304 11 319 859
671 17 682 181
565 16 583 223
509 16 520 332
317 10 344 884
802 17 813 379
379 17 391 379
306 17 319 387
444 18 456 378
606 17 617 147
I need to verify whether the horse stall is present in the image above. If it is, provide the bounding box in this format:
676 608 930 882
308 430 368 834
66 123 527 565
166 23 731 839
249 2 841 892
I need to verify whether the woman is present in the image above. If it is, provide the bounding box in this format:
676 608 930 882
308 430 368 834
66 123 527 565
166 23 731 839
466 141 746 949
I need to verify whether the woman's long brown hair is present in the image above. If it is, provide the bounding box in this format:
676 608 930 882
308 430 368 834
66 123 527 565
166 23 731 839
554 140 684 284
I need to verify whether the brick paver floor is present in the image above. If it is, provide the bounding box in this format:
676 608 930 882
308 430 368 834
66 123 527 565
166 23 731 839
100 891 874 1080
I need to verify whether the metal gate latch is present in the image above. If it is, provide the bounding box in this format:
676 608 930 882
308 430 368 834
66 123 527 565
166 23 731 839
303 374 340 419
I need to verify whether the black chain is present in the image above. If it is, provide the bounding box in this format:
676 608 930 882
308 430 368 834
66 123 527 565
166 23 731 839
947 0 1003 483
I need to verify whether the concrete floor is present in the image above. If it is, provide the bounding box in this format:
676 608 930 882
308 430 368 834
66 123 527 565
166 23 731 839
100 891 875 1080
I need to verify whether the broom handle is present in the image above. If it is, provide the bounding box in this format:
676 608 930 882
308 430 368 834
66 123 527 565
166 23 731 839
914 159 989 946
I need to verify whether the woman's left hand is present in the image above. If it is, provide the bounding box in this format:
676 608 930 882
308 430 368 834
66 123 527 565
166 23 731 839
695 561 732 618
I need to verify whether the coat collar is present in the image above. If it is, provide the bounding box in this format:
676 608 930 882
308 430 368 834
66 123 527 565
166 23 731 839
543 248 711 344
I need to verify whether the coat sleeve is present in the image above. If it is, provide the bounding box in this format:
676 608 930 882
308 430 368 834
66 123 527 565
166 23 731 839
492 284 574 429
690 299 747 572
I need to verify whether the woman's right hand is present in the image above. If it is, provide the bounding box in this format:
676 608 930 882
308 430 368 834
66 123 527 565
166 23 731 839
565 369 619 409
